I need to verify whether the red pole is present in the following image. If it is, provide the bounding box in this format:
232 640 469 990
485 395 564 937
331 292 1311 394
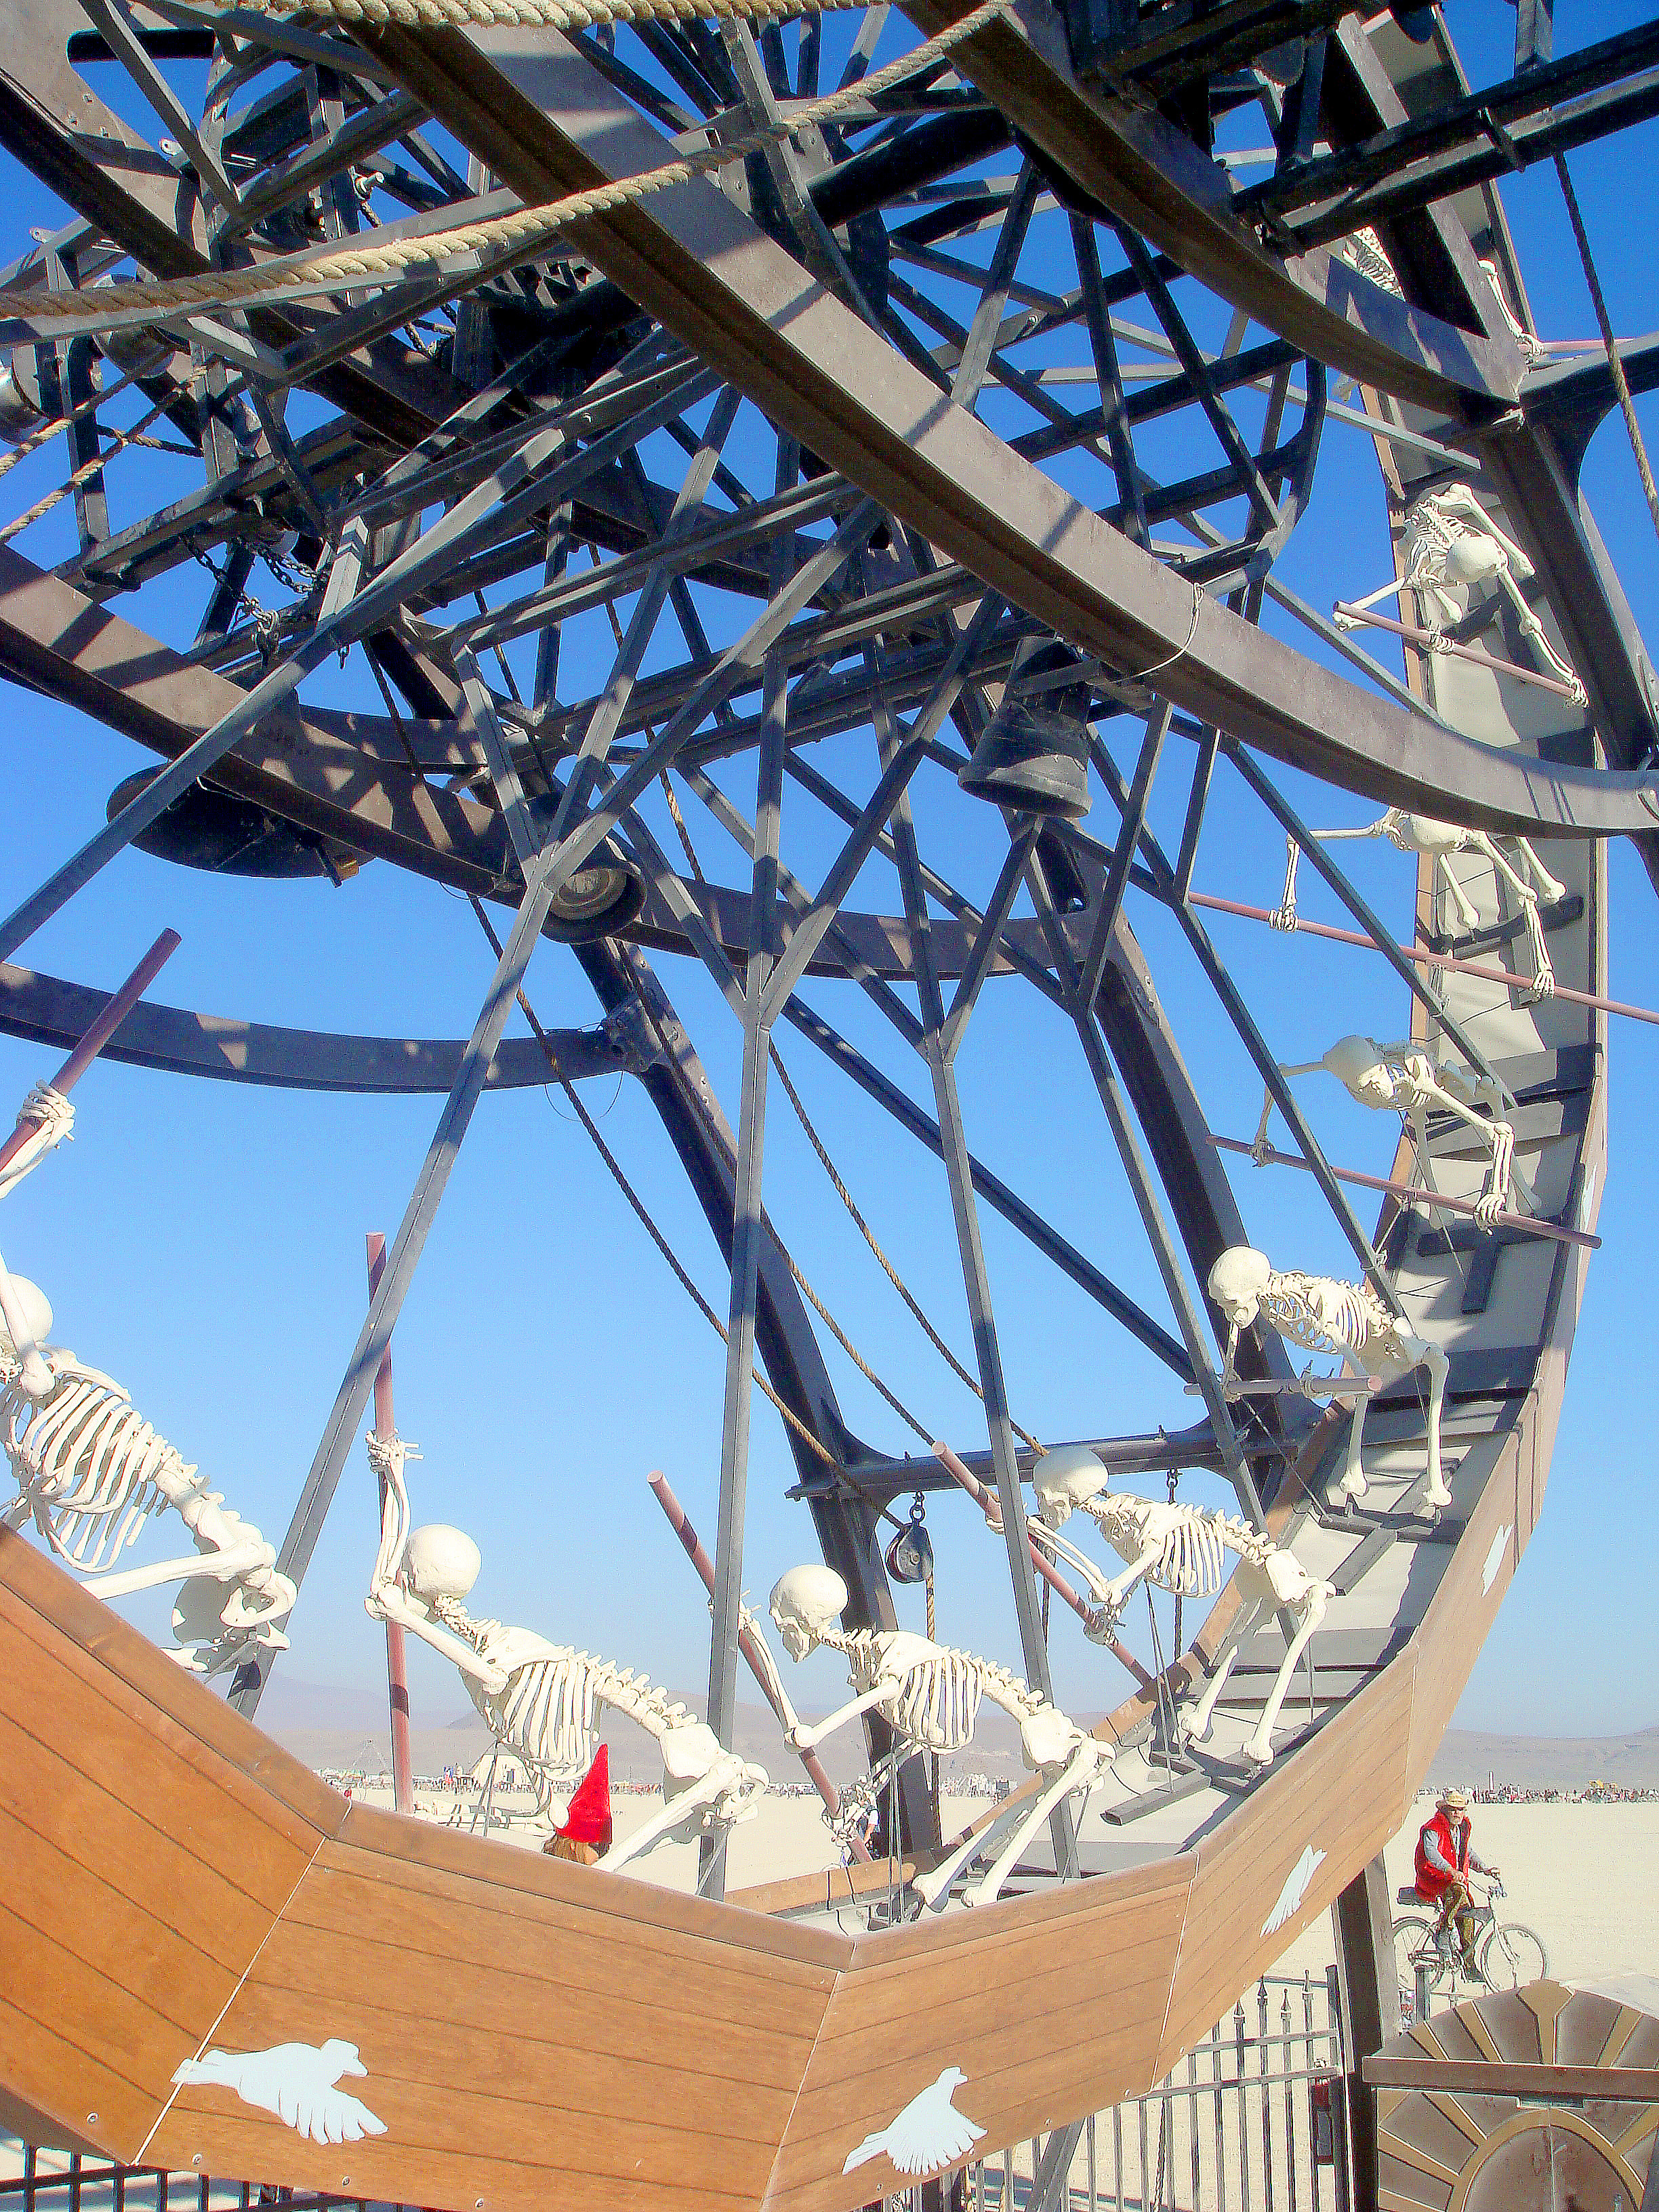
934 1441 1155 1694
647 1469 872 1862
367 1232 415 1817
0 928 179 1180
1189 891 1659 1031
1209 1134 1600 1252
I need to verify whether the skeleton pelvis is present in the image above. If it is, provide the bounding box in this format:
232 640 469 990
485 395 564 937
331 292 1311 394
662 1721 722 1792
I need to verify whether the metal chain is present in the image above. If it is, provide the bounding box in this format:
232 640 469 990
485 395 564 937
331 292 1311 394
1555 152 1659 549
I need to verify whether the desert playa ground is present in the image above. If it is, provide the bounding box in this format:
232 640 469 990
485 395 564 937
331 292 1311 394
336 1776 1657 2000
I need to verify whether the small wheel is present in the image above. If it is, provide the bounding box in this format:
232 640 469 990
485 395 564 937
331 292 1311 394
1393 1914 1456 2018
1479 1919 1549 1991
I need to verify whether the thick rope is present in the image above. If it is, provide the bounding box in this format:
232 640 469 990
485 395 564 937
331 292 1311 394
0 388 177 546
655 759 1043 1452
766 1039 1044 1452
0 0 1008 331
197 0 842 25
1555 152 1659 550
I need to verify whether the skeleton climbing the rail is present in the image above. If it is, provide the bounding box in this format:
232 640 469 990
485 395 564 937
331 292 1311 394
365 1437 767 1868
1207 1246 1451 1513
0 1082 295 1677
756 1563 1115 1909
1272 808 1568 1000
1252 1034 1530 1226
1026 1446 1333 1769
1334 481 1585 703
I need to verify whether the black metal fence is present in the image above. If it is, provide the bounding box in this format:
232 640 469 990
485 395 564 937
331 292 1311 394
952 1973 1351 2212
0 2148 398 2212
7 1973 1348 2212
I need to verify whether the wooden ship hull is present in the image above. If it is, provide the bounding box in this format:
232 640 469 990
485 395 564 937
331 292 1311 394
0 947 1603 2211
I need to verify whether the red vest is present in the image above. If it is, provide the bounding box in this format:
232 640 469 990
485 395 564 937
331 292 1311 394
1414 1809 1471 1902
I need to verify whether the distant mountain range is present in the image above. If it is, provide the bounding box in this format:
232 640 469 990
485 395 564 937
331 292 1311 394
1429 1723 1659 1790
252 1674 1047 1786
254 1677 1659 1791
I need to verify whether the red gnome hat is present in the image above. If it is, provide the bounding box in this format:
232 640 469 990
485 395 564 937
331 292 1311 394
556 1744 613 1853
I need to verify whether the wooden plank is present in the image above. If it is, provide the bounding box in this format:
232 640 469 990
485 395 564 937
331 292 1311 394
339 1801 848 1967
0 1706 285 1972
0 1529 346 1837
1365 2057 1659 2100
250 1916 819 2093
150 2108 757 2212
301 1839 846 1996
0 1908 189 2130
1156 1652 1416 2074
0 1595 327 1883
0 1801 237 2036
767 1859 1193 2206
0 1989 159 2159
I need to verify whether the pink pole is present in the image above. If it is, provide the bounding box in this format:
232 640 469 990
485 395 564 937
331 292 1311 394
0 928 180 1181
1189 891 1659 1031
933 1440 1155 1693
367 1233 415 1817
1210 1134 1599 1252
647 1469 872 1862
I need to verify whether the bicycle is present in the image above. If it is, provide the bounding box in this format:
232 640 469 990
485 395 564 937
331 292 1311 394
1393 1877 1548 2018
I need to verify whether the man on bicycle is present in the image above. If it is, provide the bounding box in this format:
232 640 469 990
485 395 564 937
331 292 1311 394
1415 1788 1498 1975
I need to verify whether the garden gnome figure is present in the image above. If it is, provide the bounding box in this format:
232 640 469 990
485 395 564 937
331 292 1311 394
546 1744 613 1864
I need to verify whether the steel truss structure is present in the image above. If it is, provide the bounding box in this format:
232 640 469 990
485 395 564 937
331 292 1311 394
0 1 1654 2209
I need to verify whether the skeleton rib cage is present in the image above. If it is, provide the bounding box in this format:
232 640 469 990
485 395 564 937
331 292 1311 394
431 1589 705 1812
3 1358 187 1572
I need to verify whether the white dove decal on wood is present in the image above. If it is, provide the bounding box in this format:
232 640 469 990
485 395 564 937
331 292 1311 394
171 2039 386 2146
1481 1525 1511 1595
1261 1845 1326 1938
842 2066 985 2178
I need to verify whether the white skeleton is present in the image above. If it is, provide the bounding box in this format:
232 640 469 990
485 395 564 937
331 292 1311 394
1208 1246 1451 1513
364 1437 767 1870
1335 482 1585 704
1027 1446 1333 1769
758 1562 1114 1910
0 1084 294 1675
1273 810 1568 1000
1252 1033 1529 1227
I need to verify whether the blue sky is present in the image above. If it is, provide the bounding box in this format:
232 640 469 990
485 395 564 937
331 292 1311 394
0 3 1654 1738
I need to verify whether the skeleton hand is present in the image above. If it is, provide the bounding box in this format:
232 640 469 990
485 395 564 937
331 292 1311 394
1250 1089 1275 1166
1271 837 1300 931
1083 1597 1126 1647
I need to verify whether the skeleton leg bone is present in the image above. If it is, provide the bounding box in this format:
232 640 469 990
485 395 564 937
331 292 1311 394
966 1744 1101 1908
1242 1586 1329 1767
1182 1597 1267 1745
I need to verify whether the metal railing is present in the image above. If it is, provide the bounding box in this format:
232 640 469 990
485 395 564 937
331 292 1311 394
0 2146 404 2212
8 1973 1347 2212
947 1973 1351 2212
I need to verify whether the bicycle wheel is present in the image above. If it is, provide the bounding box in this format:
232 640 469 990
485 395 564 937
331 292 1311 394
1393 1915 1456 2016
1479 1921 1549 1992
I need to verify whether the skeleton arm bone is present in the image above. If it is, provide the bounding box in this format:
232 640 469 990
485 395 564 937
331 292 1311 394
0 1248 52 1399
790 1677 901 1753
735 1603 805 1740
365 1580 512 1695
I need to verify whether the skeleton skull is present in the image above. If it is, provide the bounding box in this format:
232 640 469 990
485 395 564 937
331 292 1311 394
1208 1246 1273 1329
404 1523 482 1603
769 1562 848 1661
1322 1036 1397 1109
1033 1443 1107 1529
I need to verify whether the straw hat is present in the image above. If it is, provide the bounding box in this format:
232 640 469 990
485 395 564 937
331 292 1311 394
1438 1786 1469 1811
